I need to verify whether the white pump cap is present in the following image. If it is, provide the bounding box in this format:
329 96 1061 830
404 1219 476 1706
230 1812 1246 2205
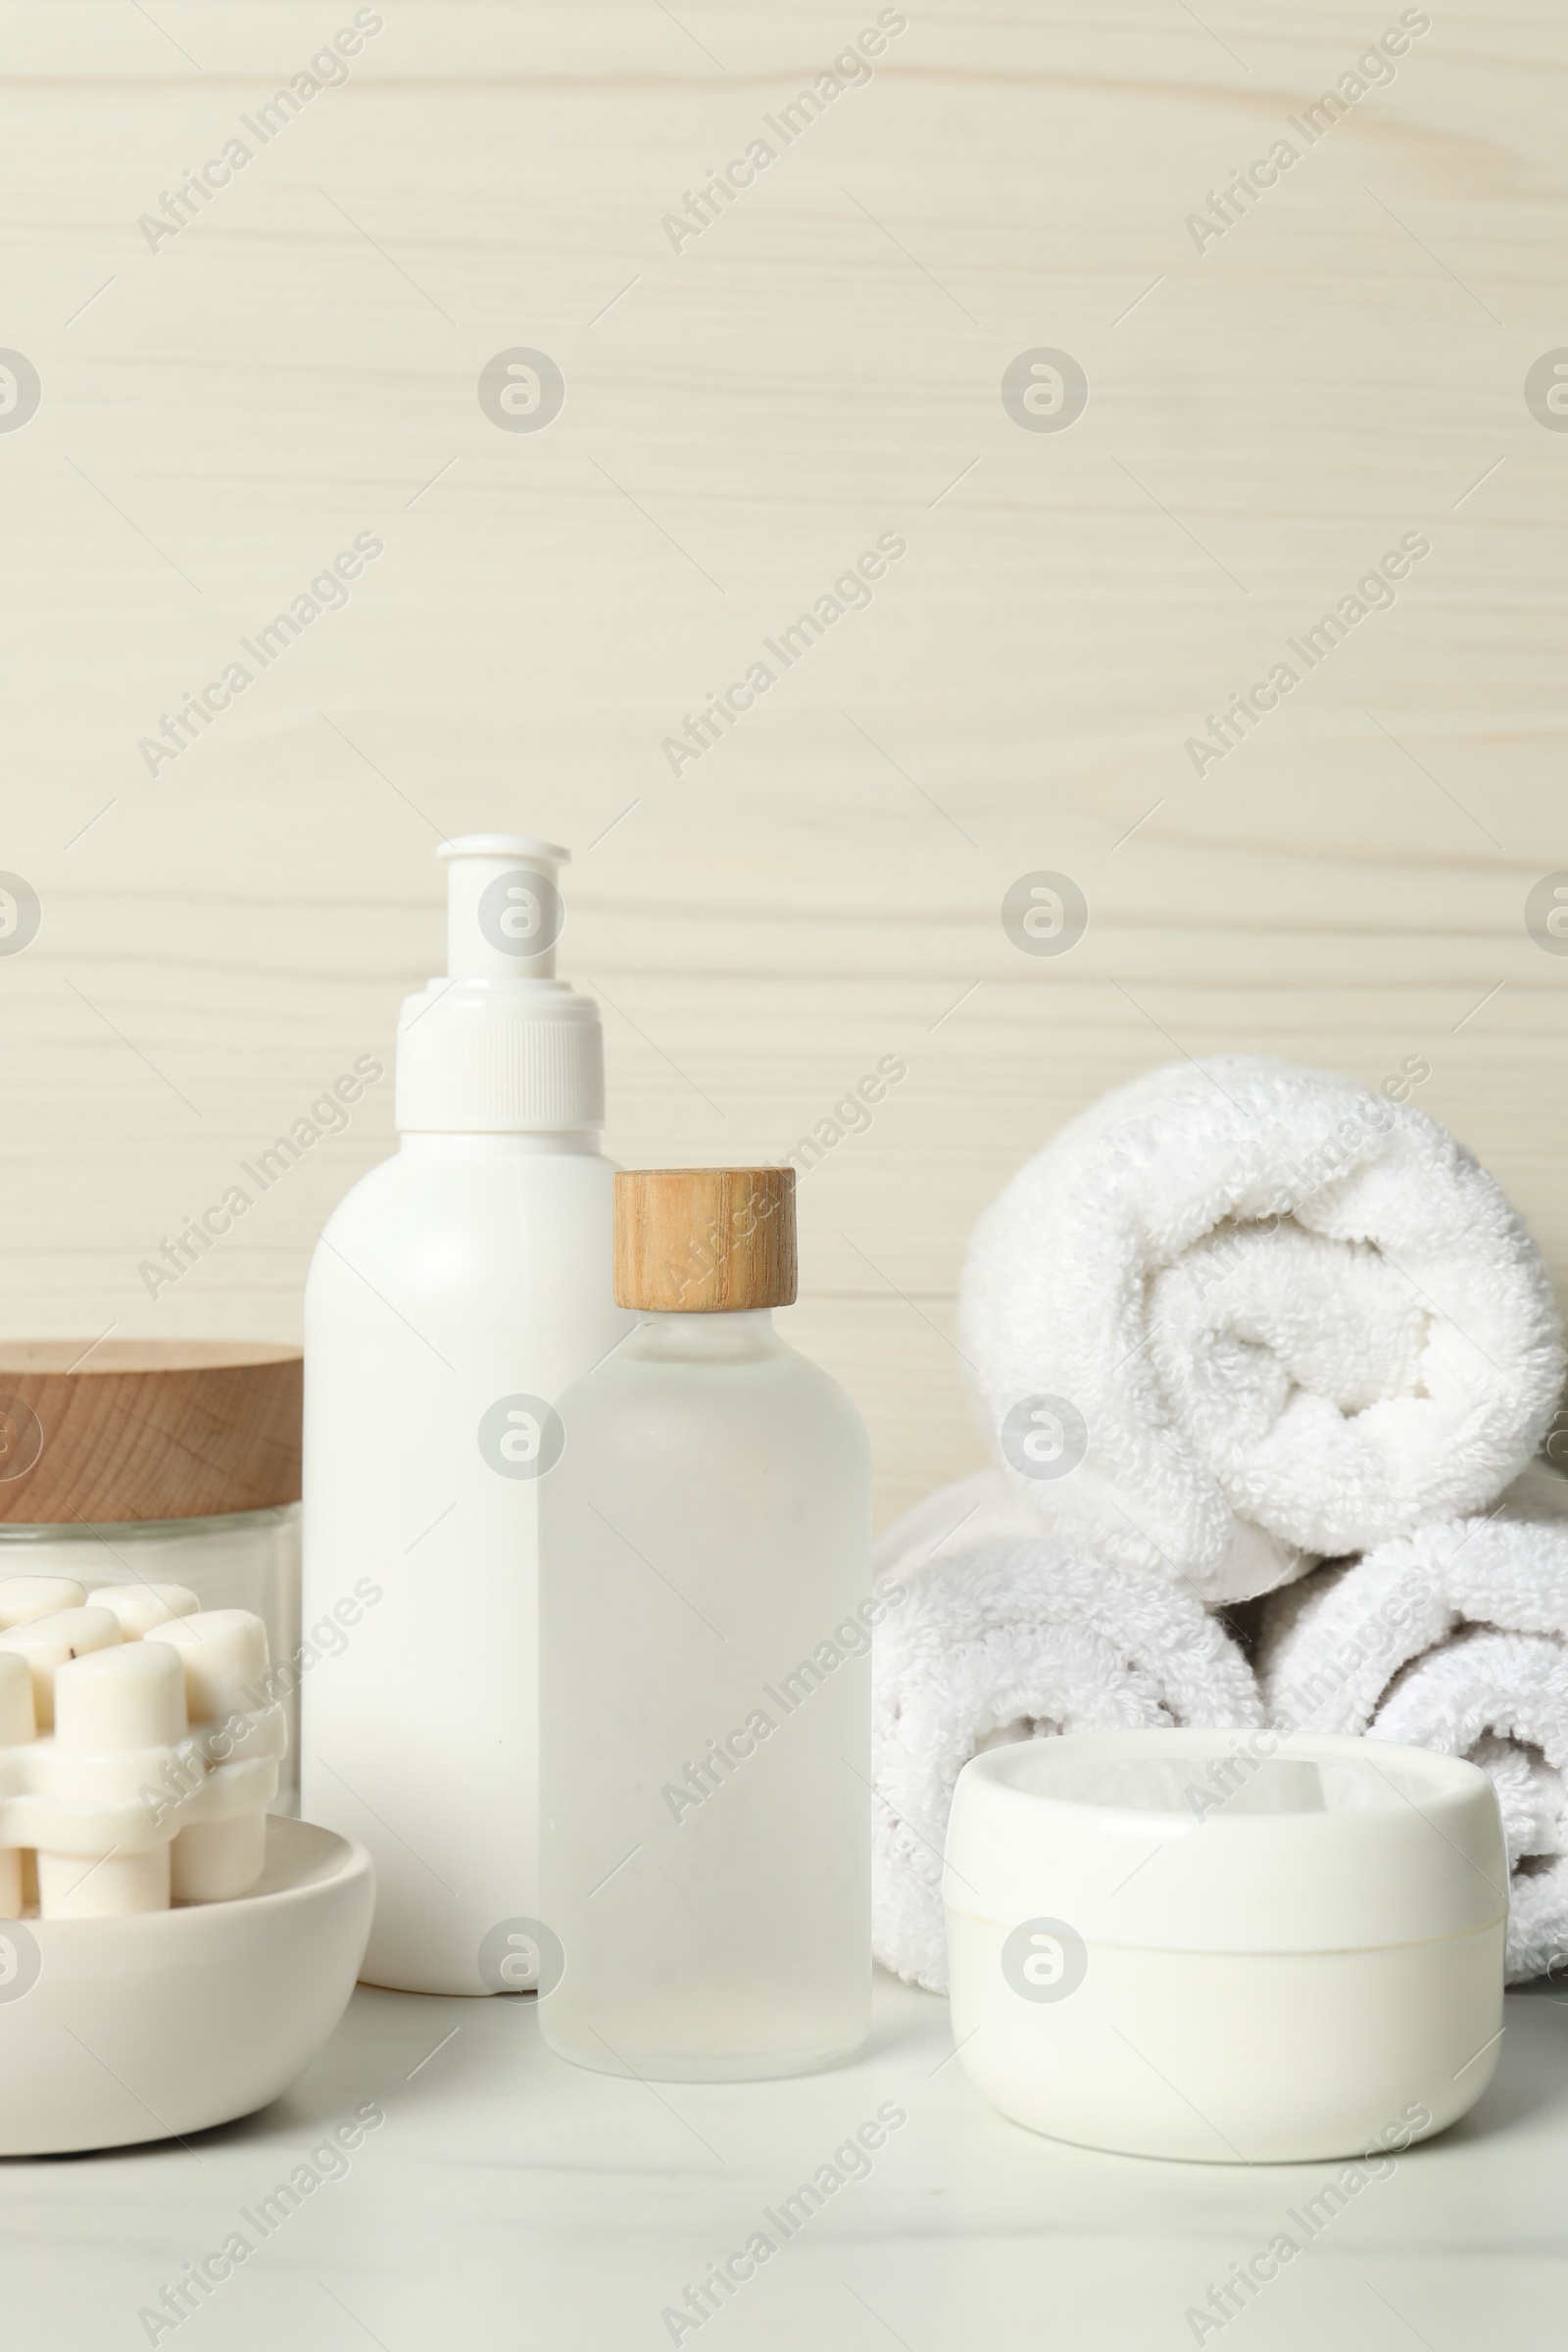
395 833 606 1134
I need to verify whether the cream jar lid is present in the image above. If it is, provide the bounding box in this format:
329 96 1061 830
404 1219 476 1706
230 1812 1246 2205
944 1728 1507 1954
0 1343 301 1525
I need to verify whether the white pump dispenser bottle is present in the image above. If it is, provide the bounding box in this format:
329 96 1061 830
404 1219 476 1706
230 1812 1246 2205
302 835 631 1994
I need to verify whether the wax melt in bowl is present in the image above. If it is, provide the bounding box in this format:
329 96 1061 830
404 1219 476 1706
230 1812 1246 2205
944 1728 1507 2164
0 1816 372 2155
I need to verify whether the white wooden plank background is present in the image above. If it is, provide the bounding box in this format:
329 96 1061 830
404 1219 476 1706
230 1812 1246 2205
0 0 1563 1528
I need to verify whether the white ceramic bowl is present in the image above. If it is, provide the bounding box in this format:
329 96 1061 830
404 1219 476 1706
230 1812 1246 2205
0 1816 373 2155
945 1729 1507 2163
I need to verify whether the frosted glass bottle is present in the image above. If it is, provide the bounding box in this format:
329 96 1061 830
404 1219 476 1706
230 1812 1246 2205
540 1167 871 2081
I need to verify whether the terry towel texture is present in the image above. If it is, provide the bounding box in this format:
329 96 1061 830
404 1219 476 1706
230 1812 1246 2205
1257 1468 1568 1983
871 1472 1263 1992
960 1055 1564 1604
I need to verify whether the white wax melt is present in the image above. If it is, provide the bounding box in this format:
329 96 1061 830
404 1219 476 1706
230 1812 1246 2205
0 1580 285 1921
154 1610 274 1900
0 1606 121 1728
86 1582 199 1639
944 1728 1507 2163
0 1576 87 1630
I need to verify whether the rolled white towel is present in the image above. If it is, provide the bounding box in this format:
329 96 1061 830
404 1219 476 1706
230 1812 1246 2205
871 1473 1263 1993
960 1054 1563 1604
1257 1475 1568 1982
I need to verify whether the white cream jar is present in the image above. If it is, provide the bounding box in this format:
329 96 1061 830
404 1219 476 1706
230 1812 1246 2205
944 1728 1507 2163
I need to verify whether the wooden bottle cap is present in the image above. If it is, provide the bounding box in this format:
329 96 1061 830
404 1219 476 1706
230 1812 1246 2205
0 1342 303 1525
613 1169 797 1313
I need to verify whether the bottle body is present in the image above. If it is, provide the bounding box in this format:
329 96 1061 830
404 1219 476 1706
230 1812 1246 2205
540 1310 872 2079
302 1132 630 1993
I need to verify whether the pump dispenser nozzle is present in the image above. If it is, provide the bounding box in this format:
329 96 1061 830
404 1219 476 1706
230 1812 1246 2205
438 834 569 983
395 833 604 1135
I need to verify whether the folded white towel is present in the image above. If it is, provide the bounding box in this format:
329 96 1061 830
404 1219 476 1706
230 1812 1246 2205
960 1054 1563 1604
871 1472 1263 1993
1257 1470 1568 1982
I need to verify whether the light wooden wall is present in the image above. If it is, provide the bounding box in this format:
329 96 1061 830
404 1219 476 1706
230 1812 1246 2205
2 0 1563 1529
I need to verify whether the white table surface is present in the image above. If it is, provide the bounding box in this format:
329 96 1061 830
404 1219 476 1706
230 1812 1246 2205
9 1966 1565 2351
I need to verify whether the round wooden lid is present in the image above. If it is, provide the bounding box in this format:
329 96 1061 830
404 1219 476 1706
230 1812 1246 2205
0 1342 303 1525
613 1169 797 1312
